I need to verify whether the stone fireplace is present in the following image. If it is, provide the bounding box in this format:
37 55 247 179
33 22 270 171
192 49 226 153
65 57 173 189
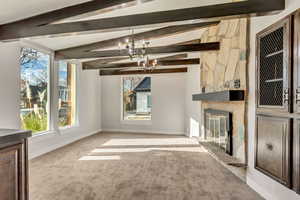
197 17 248 164
204 109 233 155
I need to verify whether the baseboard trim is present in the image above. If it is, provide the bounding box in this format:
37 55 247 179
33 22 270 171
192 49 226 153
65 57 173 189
101 129 186 136
29 129 102 159
247 176 274 200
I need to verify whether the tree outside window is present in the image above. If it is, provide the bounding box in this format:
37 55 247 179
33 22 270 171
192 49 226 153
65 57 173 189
20 48 50 134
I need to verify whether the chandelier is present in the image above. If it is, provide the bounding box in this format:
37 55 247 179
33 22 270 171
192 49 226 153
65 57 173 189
138 56 158 71
118 29 158 70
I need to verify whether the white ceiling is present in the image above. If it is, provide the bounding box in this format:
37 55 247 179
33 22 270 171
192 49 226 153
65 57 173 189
29 27 156 50
0 0 90 24
0 0 232 25
1 0 224 55
61 0 232 23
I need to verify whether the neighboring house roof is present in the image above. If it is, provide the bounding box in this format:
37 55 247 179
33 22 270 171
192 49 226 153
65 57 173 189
21 83 47 100
134 77 151 92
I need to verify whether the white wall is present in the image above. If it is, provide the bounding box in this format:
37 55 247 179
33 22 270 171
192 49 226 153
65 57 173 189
0 42 101 159
247 0 300 199
101 73 186 135
185 66 201 137
0 42 21 129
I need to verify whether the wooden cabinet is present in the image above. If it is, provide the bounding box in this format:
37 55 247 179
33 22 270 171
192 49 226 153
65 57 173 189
294 11 300 114
256 16 293 188
0 130 31 200
0 145 24 200
256 17 292 113
255 115 291 187
256 10 300 194
293 120 300 193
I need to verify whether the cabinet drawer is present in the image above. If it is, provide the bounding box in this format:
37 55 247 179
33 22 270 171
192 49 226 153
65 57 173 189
255 115 291 187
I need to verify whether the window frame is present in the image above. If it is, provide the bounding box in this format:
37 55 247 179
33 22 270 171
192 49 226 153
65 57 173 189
120 75 152 125
20 41 54 136
57 61 79 131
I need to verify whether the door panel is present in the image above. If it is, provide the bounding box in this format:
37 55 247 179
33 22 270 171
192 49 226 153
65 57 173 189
293 119 300 194
294 11 300 114
0 145 23 200
255 115 291 187
256 17 292 113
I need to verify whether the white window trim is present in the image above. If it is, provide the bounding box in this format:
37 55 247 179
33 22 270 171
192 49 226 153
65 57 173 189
20 40 54 137
20 40 80 137
120 75 152 125
57 60 80 133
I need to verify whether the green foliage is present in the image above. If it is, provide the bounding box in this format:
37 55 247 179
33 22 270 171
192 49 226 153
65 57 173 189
21 112 47 134
59 118 68 127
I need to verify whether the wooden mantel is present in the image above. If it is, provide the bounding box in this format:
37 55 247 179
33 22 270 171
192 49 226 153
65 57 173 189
192 90 245 102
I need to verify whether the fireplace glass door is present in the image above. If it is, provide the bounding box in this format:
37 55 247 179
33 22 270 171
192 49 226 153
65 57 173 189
205 109 232 155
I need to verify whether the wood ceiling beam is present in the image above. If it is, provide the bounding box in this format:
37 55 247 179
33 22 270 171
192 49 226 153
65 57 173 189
82 53 188 69
84 58 199 70
61 42 219 59
100 67 188 76
55 22 218 58
0 0 284 41
0 0 134 36
83 57 128 67
150 53 188 61
176 39 201 45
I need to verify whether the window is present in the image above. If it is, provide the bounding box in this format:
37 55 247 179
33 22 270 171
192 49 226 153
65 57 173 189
122 77 151 121
20 47 50 134
58 61 77 128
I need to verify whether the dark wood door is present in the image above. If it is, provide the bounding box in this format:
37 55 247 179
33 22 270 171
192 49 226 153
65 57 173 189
256 17 292 113
255 115 292 187
293 119 300 194
294 11 300 114
0 144 24 200
294 10 300 194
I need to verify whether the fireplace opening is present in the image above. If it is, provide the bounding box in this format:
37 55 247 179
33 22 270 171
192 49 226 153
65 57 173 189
204 109 233 156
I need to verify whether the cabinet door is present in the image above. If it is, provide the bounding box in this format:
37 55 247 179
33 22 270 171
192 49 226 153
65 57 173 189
257 17 292 113
293 119 300 194
255 115 291 187
294 11 300 114
0 144 23 200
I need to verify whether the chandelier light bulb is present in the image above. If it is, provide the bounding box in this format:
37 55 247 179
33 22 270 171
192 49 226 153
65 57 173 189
123 29 158 71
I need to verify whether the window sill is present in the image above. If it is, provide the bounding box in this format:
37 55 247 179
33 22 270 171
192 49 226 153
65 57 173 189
59 125 80 134
30 130 56 138
121 120 152 126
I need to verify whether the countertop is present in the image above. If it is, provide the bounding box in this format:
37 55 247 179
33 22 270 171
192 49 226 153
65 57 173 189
0 129 32 147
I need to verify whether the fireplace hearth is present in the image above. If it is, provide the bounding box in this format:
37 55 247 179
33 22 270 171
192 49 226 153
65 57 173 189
204 109 233 155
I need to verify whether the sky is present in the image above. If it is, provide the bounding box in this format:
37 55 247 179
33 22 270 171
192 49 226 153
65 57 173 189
20 48 68 87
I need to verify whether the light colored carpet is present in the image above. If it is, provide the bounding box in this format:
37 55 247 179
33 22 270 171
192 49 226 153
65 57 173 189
29 132 263 200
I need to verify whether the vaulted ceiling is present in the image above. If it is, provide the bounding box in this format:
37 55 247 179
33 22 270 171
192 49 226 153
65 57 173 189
0 0 90 24
0 0 231 50
0 0 285 75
